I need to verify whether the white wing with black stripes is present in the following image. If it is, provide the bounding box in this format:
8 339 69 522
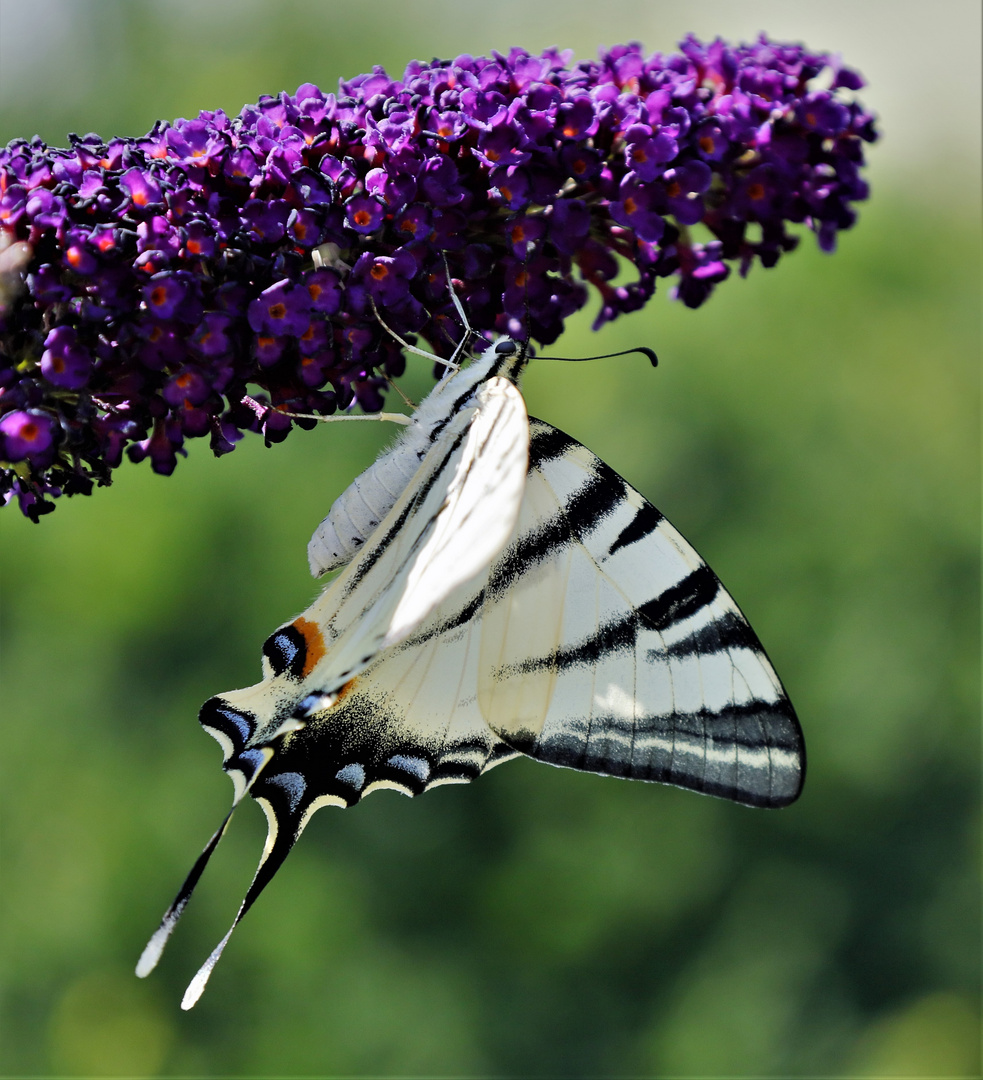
138 334 804 1009
478 420 803 808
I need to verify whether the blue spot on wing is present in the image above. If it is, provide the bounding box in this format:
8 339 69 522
265 771 307 812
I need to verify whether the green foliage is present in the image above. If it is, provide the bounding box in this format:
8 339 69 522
0 4 979 1075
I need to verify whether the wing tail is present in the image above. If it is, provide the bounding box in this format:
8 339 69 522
135 808 235 979
179 790 318 1010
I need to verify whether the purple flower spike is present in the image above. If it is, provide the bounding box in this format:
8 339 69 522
0 35 877 517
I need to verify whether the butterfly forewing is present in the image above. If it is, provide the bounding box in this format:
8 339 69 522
477 420 803 809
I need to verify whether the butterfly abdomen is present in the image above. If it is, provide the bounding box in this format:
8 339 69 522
307 433 428 576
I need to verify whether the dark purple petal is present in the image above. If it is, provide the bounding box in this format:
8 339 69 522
610 180 665 242
248 279 312 336
241 200 290 244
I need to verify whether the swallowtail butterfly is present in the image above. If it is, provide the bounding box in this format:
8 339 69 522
137 336 805 1009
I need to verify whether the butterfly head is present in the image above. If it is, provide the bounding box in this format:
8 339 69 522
470 335 529 384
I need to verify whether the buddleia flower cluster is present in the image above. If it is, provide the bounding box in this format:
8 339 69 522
0 35 876 519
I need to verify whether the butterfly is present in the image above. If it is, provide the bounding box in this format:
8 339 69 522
137 335 805 1009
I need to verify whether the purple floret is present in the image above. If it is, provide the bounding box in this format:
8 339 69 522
0 409 56 465
0 34 877 519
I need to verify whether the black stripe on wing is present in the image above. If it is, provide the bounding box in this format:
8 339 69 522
488 468 625 596
503 700 802 807
497 590 764 678
528 423 578 468
609 500 664 555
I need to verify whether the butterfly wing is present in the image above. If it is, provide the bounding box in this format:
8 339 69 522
477 420 804 809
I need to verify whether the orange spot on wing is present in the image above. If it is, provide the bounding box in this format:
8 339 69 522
292 616 327 677
334 677 358 704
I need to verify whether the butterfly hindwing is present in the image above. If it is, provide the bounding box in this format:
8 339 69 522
140 373 530 1006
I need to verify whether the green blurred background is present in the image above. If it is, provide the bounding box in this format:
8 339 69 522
0 1 979 1075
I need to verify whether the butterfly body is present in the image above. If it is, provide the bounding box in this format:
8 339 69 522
140 334 804 1008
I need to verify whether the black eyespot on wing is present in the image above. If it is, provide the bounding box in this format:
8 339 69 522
262 625 308 679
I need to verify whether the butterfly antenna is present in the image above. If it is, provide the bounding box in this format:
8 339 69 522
180 799 305 1010
135 807 236 979
545 345 659 367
